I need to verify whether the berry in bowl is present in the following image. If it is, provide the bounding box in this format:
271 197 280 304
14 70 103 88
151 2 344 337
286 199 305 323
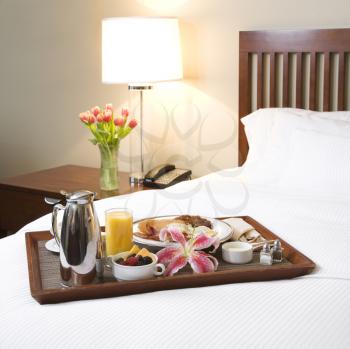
109 246 165 281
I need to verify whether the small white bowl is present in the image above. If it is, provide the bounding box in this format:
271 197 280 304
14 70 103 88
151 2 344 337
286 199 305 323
222 241 253 264
109 252 165 281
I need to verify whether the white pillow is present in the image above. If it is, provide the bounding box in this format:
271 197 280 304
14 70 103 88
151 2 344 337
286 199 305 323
241 108 350 169
241 110 350 185
278 129 350 198
241 108 307 166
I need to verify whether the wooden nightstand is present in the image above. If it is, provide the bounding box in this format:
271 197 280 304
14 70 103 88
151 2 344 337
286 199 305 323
0 165 149 237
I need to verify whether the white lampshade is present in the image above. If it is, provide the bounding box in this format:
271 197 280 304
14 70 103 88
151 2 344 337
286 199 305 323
102 17 183 84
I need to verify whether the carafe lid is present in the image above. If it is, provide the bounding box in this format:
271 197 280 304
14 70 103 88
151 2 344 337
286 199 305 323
65 190 95 204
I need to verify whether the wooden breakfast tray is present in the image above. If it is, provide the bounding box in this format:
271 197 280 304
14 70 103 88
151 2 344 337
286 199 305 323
25 216 315 304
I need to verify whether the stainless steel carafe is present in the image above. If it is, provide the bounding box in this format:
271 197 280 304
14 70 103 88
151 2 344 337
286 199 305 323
51 190 101 286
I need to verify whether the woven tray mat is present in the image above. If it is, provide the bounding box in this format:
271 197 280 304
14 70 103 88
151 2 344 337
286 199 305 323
38 241 290 290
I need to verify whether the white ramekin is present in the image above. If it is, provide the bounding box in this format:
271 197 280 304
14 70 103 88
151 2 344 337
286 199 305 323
222 241 253 264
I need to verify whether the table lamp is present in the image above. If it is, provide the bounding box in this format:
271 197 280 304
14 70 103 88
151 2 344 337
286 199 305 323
102 17 183 184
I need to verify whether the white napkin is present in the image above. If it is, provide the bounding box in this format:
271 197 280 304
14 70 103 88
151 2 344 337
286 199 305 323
223 217 265 243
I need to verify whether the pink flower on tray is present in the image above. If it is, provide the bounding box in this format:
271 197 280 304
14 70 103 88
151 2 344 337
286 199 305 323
156 227 220 277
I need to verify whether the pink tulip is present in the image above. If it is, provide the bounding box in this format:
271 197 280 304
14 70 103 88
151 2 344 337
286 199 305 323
103 110 112 122
96 113 104 123
79 112 89 124
104 103 113 111
114 118 125 127
121 108 129 118
128 119 137 128
88 114 96 124
91 106 101 117
80 111 95 124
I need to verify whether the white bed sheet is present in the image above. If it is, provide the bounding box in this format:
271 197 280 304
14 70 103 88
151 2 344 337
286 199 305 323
1 168 350 349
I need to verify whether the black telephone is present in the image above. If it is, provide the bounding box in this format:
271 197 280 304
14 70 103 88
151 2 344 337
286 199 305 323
143 164 192 189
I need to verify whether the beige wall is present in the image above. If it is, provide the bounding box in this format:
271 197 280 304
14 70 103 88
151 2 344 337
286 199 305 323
1 0 350 178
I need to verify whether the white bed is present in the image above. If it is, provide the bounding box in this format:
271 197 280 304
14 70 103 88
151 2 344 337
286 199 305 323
1 160 350 348
2 25 350 347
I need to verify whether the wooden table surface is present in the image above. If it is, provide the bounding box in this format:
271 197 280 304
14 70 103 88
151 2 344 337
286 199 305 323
0 165 147 199
0 165 150 236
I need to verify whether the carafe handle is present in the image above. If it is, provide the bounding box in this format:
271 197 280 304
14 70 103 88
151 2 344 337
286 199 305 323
52 203 65 246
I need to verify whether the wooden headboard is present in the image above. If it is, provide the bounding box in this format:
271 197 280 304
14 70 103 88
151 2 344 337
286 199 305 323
239 28 350 165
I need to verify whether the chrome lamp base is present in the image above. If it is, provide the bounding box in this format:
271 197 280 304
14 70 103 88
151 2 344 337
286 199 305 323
129 172 144 186
128 84 152 186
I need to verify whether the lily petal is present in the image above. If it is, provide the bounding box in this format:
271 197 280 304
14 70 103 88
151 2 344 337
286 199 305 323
164 255 188 276
197 251 219 270
159 227 187 247
188 251 218 273
157 247 182 264
192 233 220 252
159 227 170 242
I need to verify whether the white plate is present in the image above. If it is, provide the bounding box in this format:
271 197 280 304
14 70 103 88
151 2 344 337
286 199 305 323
45 238 60 253
133 216 233 248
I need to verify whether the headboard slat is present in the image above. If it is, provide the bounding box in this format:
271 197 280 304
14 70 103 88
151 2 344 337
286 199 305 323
238 51 250 162
270 53 276 107
309 52 317 110
296 52 303 108
323 52 331 111
257 53 263 109
239 28 350 165
282 53 289 107
338 52 345 110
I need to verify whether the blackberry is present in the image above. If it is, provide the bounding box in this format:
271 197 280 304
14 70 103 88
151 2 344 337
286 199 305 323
115 258 124 265
143 256 153 265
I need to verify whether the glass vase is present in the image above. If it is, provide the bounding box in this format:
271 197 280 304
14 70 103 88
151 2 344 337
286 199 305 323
98 143 120 191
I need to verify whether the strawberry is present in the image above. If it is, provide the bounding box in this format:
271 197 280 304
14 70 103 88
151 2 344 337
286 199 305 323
125 256 138 266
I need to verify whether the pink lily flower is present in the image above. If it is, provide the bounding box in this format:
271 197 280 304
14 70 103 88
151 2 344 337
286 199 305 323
114 117 125 127
91 106 101 117
121 108 129 118
156 227 219 277
128 119 137 129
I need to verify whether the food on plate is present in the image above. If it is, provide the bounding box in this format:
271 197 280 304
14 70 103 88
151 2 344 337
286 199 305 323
175 215 212 228
134 215 217 242
137 218 185 240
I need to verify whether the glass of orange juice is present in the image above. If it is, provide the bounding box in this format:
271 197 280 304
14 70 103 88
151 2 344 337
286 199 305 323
105 208 133 256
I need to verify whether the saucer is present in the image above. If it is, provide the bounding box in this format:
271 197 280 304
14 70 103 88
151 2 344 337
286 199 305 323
45 238 60 254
